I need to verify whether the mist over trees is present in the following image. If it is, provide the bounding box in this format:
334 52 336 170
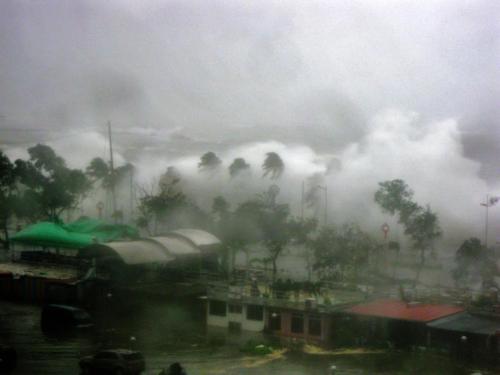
4 144 498 290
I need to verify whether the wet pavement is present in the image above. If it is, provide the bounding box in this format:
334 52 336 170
0 300 495 375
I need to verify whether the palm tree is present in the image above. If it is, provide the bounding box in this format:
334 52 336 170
262 152 284 179
198 152 222 174
228 157 250 178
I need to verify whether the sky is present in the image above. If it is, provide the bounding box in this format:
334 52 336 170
0 0 499 248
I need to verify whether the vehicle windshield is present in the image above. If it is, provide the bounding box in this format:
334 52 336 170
0 1 497 374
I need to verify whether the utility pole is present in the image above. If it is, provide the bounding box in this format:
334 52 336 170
107 121 117 221
485 194 489 248
301 180 305 220
129 167 134 224
480 194 500 248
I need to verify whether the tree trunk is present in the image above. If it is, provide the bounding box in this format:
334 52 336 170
414 248 426 287
272 257 277 283
1 220 9 250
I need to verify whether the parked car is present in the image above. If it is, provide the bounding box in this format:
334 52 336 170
0 344 17 373
41 304 93 331
79 349 145 375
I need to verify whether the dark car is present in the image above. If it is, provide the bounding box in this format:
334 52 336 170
79 349 145 375
0 344 17 373
41 304 93 331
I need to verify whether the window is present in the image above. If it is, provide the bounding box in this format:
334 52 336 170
291 313 304 334
228 304 242 314
209 300 227 317
269 310 281 331
308 315 322 336
246 304 263 321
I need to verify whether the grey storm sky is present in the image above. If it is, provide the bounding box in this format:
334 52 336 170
0 0 498 179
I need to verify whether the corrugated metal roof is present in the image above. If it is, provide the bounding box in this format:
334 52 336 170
346 299 464 322
168 229 221 248
427 312 500 335
99 240 175 265
148 236 200 256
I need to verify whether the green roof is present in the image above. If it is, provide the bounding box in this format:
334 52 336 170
10 217 139 249
11 222 94 249
63 217 139 243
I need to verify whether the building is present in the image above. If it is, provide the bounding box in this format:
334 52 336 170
427 311 500 361
206 282 364 344
343 299 465 348
4 220 221 304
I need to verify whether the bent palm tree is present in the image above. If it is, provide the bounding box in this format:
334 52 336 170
262 152 284 179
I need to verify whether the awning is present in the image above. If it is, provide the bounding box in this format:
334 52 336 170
168 229 221 248
84 241 175 265
427 312 500 335
148 236 200 256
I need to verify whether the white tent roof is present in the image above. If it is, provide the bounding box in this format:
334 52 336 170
101 240 175 265
169 229 221 248
148 236 200 256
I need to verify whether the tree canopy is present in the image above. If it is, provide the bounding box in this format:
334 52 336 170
15 144 91 222
312 223 378 281
374 179 442 283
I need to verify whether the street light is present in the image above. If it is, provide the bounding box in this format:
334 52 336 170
480 195 499 248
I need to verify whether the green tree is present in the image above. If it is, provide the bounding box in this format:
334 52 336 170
262 152 284 179
288 217 318 280
234 188 290 282
137 180 187 235
15 144 91 222
0 151 19 248
228 158 250 178
311 223 377 281
137 170 212 234
452 237 495 288
374 179 442 284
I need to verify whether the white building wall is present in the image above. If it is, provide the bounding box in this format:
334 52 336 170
207 314 229 328
206 300 265 332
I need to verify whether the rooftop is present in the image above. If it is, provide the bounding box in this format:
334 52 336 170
427 312 500 335
346 299 464 322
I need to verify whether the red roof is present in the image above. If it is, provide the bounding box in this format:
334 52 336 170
346 299 464 322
